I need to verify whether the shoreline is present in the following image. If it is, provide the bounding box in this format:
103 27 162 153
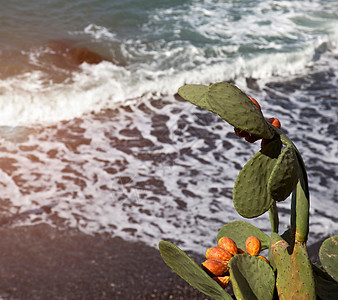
0 223 324 299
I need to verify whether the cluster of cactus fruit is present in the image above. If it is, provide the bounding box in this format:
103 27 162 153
159 82 338 299
203 236 269 289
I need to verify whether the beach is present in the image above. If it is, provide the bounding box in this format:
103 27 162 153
0 224 211 299
0 223 325 300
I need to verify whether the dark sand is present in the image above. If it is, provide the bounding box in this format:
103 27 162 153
0 224 211 300
0 223 323 300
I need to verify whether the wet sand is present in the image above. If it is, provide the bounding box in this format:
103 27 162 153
0 224 211 300
0 223 324 300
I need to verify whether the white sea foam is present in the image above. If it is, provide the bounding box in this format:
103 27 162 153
0 38 332 127
72 24 118 41
2 88 336 253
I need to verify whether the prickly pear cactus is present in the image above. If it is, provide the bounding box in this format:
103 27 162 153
229 254 275 300
319 235 338 282
158 82 336 299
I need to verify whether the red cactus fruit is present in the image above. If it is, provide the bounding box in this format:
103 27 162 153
249 96 261 111
206 246 233 262
218 237 238 256
202 259 229 277
245 236 262 256
213 275 230 289
267 117 281 129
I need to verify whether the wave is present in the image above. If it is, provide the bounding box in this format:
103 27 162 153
0 0 337 127
0 37 336 127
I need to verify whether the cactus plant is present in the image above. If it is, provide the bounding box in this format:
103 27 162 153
158 82 338 299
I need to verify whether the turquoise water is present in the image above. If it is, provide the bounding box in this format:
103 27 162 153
1 0 337 125
0 0 337 252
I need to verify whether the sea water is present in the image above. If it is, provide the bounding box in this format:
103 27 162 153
0 0 337 253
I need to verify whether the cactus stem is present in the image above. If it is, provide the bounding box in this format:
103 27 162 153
292 146 310 243
269 201 279 234
276 126 310 243
294 180 310 243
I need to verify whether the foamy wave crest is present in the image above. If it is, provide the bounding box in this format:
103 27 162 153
68 23 118 41
0 62 128 126
0 42 329 126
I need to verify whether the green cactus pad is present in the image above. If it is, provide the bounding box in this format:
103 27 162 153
268 145 299 202
158 241 232 300
177 84 210 110
217 221 270 251
233 139 282 218
269 233 316 299
178 82 275 139
229 254 275 300
319 235 338 282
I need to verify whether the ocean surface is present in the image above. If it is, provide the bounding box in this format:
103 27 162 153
0 0 337 254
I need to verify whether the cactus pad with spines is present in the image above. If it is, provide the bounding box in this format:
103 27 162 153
319 235 338 282
159 241 232 300
268 145 300 202
229 254 275 300
217 221 270 251
269 233 316 299
178 82 275 139
233 139 282 218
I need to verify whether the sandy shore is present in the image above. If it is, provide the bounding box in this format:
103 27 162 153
0 223 323 300
0 224 212 300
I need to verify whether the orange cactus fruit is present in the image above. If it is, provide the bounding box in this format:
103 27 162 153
258 255 270 264
267 117 281 129
245 236 261 256
213 275 230 289
202 259 229 277
218 237 238 256
249 96 261 111
206 246 233 262
237 248 245 254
